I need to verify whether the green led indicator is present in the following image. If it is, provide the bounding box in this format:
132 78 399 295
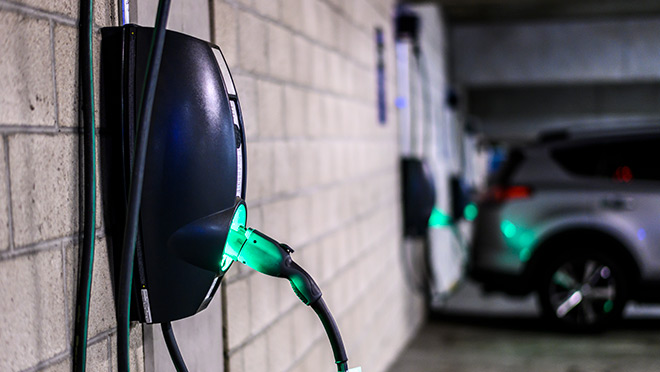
603 300 614 313
500 220 517 238
428 207 452 227
463 203 478 221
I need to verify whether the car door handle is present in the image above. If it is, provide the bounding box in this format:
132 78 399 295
601 196 634 210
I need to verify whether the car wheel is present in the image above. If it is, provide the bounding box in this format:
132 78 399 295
538 250 628 331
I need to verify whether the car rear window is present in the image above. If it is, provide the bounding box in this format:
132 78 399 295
551 137 660 182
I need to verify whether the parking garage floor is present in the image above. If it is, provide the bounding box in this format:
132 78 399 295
387 281 660 372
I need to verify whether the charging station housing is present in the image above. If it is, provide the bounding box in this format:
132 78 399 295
101 25 247 323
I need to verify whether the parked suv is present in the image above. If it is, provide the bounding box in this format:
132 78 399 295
469 128 660 330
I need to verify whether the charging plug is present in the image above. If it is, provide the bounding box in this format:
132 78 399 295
226 227 322 305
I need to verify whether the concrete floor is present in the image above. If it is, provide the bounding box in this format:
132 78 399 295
387 281 660 372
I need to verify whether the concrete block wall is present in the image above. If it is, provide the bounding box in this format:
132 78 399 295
213 1 425 371
0 0 427 371
0 1 144 371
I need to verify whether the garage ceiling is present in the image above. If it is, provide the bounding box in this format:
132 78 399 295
405 0 660 23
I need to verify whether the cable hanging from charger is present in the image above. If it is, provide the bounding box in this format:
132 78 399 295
72 0 96 370
311 298 349 372
116 0 173 371
161 322 190 372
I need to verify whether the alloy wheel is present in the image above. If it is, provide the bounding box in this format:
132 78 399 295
547 258 618 327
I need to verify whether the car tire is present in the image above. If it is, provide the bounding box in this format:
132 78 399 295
538 249 629 332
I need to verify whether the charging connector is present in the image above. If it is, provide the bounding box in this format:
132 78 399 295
224 223 349 371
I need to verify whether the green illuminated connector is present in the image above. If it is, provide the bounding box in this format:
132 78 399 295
221 206 322 305
428 207 452 227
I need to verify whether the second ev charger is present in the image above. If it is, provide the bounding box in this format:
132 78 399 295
101 25 357 371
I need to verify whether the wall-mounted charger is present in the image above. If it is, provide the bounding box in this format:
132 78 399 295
101 25 247 323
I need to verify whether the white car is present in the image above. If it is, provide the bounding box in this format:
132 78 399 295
469 128 660 330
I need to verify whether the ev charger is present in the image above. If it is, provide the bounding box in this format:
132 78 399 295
101 24 356 371
401 157 436 237
101 25 246 323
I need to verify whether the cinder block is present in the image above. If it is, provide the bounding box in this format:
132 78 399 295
305 92 325 138
238 11 268 74
266 314 294 372
273 142 299 195
41 358 71 372
12 0 78 18
290 304 319 358
255 0 280 19
243 334 267 372
0 248 66 372
323 96 339 138
228 347 244 372
226 279 251 350
267 24 293 81
54 24 78 128
9 134 78 247
0 11 55 126
261 199 290 240
249 271 280 334
299 332 333 372
233 74 258 139
246 142 274 201
317 144 333 185
286 195 311 247
86 338 111 372
213 1 239 69
283 85 307 137
281 0 303 32
297 143 318 189
291 35 312 86
310 45 327 90
300 0 318 40
309 191 328 237
65 238 116 339
316 1 335 48
256 80 284 138
0 140 9 252
237 0 254 7
326 53 342 94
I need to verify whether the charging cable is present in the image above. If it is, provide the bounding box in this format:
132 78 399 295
116 0 171 371
73 0 96 370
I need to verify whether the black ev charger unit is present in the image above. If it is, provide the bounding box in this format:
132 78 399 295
102 25 246 322
101 24 356 372
401 157 436 237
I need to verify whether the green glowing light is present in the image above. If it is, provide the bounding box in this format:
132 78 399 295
429 207 452 227
500 220 517 238
463 203 478 221
519 248 531 262
603 300 614 313
220 254 233 271
221 204 248 272
520 231 535 247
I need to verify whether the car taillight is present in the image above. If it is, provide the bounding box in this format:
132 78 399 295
482 185 532 203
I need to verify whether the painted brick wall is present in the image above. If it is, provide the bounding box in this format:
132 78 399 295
0 1 144 371
0 0 426 371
